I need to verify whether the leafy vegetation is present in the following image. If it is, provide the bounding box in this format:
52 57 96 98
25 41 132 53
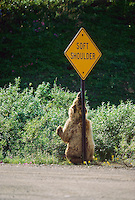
88 101 135 165
0 78 76 163
0 78 134 166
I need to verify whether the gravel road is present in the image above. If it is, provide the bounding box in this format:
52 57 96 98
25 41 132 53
0 164 135 200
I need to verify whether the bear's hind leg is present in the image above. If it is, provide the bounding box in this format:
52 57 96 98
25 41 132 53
66 151 82 165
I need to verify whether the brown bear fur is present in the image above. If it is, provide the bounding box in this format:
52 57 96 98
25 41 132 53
56 92 95 164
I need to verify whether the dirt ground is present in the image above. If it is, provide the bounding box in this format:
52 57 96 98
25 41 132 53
0 164 135 200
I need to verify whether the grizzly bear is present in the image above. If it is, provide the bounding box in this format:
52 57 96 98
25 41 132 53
56 92 95 164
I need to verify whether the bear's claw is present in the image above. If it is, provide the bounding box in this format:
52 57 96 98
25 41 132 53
56 126 63 136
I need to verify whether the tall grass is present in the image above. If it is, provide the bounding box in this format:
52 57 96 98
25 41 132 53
0 78 134 166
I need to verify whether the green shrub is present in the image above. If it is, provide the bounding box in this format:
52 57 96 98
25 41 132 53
88 101 135 163
0 77 134 165
0 77 76 162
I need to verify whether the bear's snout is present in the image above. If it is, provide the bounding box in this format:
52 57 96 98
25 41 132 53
77 92 81 99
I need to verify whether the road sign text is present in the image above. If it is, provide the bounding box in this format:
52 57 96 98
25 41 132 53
71 52 95 60
76 42 89 49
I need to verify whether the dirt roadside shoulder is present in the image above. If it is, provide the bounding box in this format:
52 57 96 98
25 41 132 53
0 164 135 200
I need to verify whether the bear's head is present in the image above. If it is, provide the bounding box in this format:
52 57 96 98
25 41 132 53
68 92 87 119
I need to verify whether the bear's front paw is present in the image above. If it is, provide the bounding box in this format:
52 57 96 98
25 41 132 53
56 126 63 136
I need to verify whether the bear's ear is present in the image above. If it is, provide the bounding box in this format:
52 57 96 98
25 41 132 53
72 105 77 113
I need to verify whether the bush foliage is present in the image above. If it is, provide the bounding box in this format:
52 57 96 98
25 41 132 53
0 78 76 163
88 101 135 163
0 78 134 165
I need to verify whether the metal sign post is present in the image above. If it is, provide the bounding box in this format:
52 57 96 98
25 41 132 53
64 27 102 164
81 79 86 162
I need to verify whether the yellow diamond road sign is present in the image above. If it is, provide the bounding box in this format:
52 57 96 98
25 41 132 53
64 27 102 80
